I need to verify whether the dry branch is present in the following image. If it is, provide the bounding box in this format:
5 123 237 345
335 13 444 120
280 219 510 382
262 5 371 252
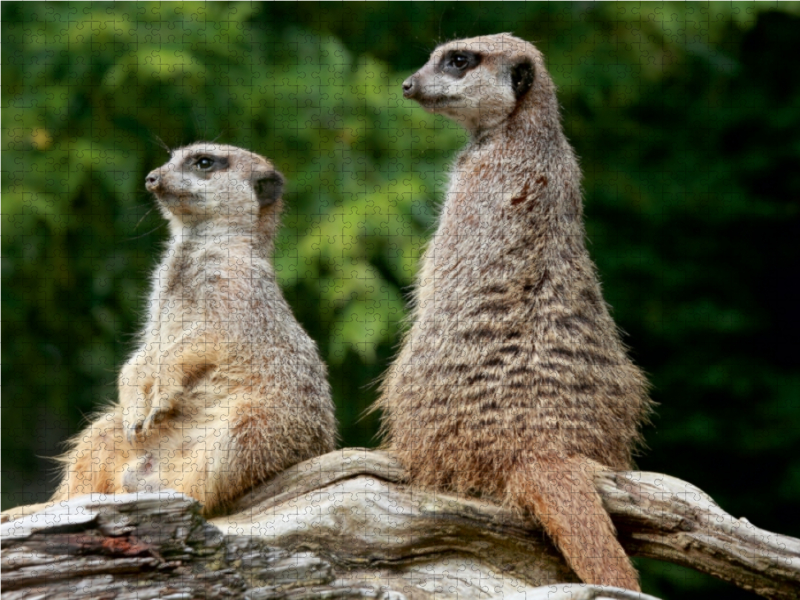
3 449 798 600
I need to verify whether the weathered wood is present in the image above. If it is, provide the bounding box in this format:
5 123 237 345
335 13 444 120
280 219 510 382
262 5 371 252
601 470 800 599
2 449 799 600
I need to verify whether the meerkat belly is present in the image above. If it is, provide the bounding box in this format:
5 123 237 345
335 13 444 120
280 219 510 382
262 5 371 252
399 267 639 476
395 329 634 487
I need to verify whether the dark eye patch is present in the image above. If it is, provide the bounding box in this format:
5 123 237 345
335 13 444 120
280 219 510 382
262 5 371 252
439 50 482 78
183 154 229 172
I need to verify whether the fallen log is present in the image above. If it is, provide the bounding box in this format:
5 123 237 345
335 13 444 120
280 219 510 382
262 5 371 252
2 449 798 599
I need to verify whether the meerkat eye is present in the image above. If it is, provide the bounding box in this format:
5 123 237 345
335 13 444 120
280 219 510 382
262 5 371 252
195 156 215 170
441 51 481 77
451 54 469 69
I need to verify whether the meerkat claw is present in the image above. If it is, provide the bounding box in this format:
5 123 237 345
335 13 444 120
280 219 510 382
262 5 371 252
124 418 146 444
125 404 166 442
141 406 168 435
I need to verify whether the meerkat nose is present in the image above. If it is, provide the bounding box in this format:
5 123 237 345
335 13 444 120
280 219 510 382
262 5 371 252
145 171 160 191
402 76 418 99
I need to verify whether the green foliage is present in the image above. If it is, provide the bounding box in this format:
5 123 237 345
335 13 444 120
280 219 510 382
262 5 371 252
3 4 799 598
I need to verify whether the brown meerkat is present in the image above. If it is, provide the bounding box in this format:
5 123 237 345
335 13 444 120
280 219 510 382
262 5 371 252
375 34 652 590
50 143 337 515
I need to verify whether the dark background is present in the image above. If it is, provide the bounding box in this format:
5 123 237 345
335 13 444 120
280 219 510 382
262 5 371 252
3 3 799 598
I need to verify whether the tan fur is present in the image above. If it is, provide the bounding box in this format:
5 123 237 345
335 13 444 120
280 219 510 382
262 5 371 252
376 34 653 590
51 143 337 515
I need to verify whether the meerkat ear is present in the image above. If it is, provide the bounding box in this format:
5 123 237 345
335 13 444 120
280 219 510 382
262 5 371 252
510 58 535 100
252 171 285 206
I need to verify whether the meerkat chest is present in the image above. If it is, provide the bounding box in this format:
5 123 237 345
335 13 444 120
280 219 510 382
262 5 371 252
152 239 259 318
425 151 540 283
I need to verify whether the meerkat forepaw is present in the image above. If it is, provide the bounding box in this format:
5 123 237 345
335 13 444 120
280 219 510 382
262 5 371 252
134 383 176 438
121 401 148 443
124 405 167 442
140 404 170 435
124 414 147 443
123 378 177 442
121 395 150 443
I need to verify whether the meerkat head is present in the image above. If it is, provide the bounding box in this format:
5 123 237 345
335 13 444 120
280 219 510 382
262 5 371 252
402 33 553 135
145 142 285 235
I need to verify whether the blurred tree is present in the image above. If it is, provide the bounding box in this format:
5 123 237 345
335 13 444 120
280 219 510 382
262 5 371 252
2 3 799 598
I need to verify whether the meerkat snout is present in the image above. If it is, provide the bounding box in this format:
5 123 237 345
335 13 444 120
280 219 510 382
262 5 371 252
144 171 160 192
402 76 417 99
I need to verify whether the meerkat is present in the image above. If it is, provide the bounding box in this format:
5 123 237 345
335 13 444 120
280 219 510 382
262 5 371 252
50 143 337 515
375 34 653 590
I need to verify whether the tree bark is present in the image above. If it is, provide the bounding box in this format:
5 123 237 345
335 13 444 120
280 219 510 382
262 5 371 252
2 449 798 600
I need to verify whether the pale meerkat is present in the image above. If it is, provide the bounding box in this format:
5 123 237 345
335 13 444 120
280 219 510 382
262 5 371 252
50 143 337 515
375 34 653 590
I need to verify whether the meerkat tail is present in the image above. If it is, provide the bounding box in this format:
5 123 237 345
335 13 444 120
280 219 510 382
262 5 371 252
507 456 640 591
